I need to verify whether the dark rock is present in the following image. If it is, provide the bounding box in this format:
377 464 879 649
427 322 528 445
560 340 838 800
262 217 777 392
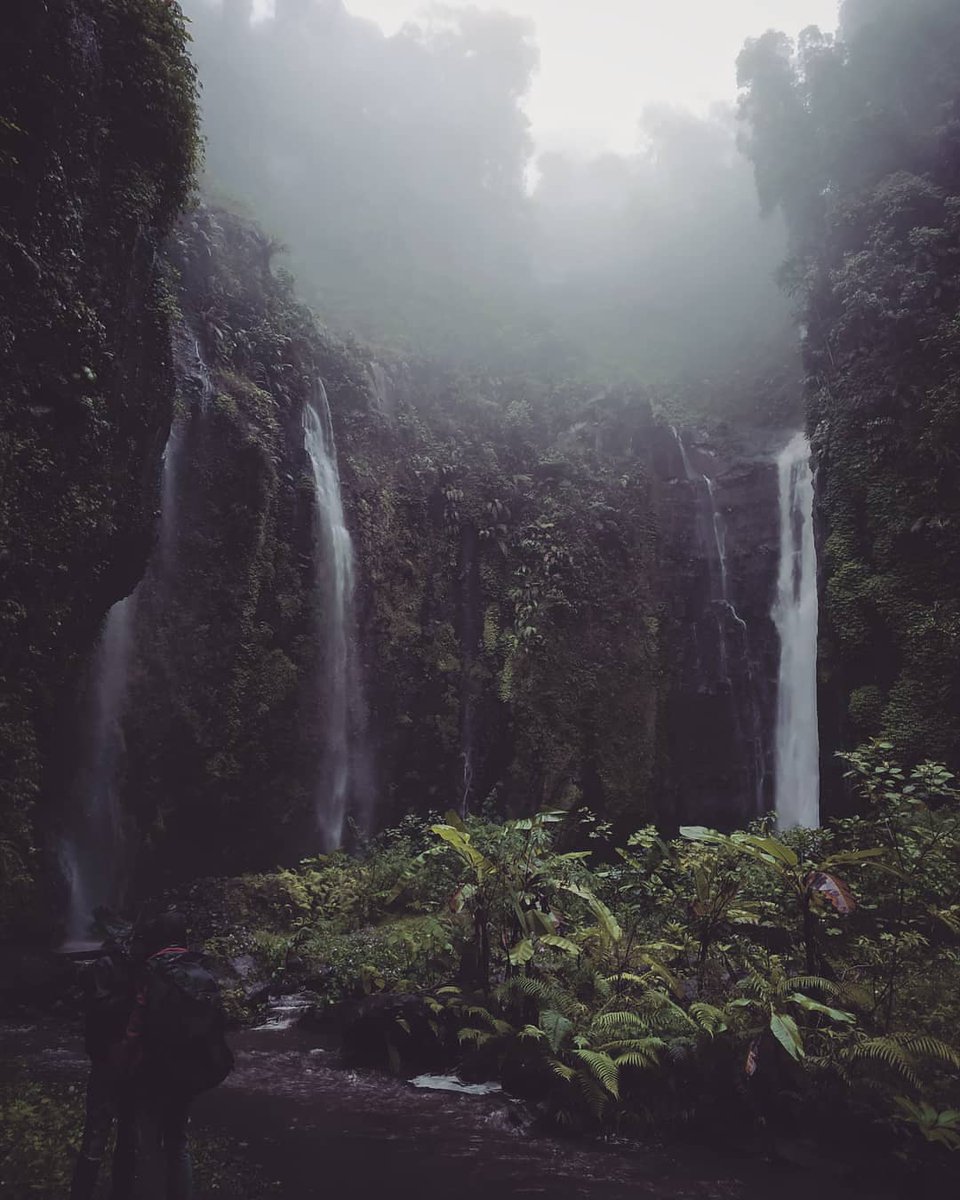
652 423 787 829
340 993 447 1074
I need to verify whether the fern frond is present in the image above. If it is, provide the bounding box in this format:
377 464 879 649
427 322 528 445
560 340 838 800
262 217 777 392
891 1034 960 1069
589 1010 648 1037
787 974 844 998
575 1069 612 1118
689 1001 727 1035
614 1048 660 1070
842 1037 924 1091
572 1050 620 1098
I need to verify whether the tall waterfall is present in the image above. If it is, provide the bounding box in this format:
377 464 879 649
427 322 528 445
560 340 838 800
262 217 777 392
62 595 136 944
772 432 820 829
63 365 190 941
304 380 369 849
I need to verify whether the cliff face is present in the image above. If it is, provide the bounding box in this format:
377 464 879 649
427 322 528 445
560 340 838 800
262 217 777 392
0 5 793 938
651 425 782 831
342 379 663 830
0 0 198 933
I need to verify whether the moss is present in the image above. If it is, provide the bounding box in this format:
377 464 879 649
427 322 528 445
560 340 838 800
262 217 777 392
0 1070 82 1196
0 0 199 932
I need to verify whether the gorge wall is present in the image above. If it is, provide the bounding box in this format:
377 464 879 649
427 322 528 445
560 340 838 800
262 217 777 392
0 0 198 933
2 0 791 940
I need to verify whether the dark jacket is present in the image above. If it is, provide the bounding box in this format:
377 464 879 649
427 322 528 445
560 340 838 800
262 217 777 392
81 949 136 1062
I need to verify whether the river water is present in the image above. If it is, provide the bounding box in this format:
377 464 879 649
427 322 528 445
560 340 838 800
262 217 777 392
0 1020 892 1200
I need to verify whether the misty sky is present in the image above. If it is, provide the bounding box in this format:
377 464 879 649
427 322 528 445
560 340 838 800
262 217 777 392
252 1 840 154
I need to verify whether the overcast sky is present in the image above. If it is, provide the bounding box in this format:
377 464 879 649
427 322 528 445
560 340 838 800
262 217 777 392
251 1 840 154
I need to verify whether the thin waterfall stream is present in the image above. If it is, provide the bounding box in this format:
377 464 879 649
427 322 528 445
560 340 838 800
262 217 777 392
772 432 820 829
61 594 136 945
304 379 370 849
62 416 185 943
671 426 767 815
61 326 206 941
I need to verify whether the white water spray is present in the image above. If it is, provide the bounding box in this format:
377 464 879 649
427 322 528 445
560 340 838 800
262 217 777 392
772 432 820 829
62 594 136 944
62 351 194 941
304 380 369 849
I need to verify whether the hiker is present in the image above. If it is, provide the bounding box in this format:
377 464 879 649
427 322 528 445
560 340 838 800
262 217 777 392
122 911 234 1199
70 922 139 1200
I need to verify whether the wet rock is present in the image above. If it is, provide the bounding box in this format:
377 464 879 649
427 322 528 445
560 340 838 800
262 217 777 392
340 993 446 1074
652 423 786 829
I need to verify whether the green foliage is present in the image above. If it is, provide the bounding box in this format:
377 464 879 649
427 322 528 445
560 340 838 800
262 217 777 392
0 0 199 932
0 1071 82 1195
737 0 960 767
199 747 959 1162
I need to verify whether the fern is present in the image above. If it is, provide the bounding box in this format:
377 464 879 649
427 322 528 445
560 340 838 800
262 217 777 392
689 1001 727 1035
892 1033 960 1069
843 1037 924 1091
571 1050 620 1098
589 1010 648 1036
575 1069 613 1118
614 1048 659 1070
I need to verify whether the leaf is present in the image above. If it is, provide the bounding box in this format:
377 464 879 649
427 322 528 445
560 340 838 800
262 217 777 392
572 1050 620 1098
562 883 622 944
540 934 581 956
431 825 490 875
508 938 534 966
805 871 857 914
680 825 724 843
745 1038 760 1077
770 1011 804 1060
638 954 682 997
820 848 886 867
736 835 799 868
540 1009 573 1053
789 993 856 1024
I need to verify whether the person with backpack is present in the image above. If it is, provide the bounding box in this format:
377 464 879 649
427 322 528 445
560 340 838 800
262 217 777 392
70 918 139 1200
120 911 234 1199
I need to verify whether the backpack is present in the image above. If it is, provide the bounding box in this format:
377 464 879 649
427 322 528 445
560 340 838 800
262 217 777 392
143 950 234 1094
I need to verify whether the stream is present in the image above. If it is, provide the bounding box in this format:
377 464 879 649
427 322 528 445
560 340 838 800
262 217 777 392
0 1020 893 1199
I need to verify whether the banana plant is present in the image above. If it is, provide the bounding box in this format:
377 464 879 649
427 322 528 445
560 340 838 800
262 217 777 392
432 810 583 988
681 826 884 973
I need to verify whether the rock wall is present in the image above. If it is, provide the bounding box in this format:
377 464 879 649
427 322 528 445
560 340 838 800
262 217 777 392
0 6 793 935
0 0 198 934
651 424 783 830
342 377 663 830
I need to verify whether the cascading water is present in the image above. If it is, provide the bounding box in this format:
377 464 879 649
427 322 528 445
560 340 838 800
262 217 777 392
62 332 201 941
671 425 768 817
62 594 136 944
304 380 370 849
772 432 820 829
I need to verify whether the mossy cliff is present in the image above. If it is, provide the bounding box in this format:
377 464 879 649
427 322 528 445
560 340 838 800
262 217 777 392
342 375 663 829
0 0 198 933
0 3 785 935
106 208 666 888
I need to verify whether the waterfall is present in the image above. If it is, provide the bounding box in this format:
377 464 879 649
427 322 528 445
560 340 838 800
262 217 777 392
703 476 729 601
304 380 370 849
772 432 820 829
62 342 196 941
61 595 136 944
671 424 768 818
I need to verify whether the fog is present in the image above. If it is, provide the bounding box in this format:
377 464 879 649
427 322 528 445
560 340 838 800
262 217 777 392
183 0 820 401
